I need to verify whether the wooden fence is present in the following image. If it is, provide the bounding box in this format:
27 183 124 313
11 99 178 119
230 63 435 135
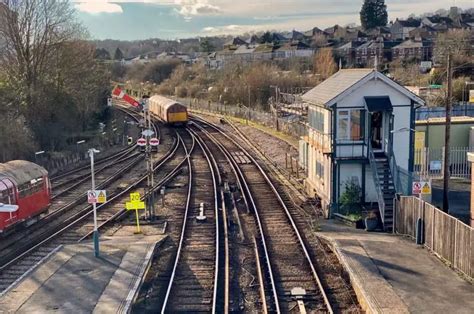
395 196 473 279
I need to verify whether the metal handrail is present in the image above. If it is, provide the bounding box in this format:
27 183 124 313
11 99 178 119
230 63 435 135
389 153 403 194
368 142 385 224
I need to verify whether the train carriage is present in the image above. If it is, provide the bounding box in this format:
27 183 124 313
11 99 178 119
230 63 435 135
148 95 188 125
0 161 51 232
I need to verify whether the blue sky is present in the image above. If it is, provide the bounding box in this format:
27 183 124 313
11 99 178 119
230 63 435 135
72 0 473 40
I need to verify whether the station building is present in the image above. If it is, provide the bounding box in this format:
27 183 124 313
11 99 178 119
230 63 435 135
299 69 424 230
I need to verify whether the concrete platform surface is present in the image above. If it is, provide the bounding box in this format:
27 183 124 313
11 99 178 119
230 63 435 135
319 220 474 314
0 235 165 314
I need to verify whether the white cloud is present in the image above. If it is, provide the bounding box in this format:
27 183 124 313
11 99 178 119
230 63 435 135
75 0 123 14
175 0 222 18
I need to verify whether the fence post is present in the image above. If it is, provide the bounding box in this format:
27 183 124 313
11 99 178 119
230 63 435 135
441 146 445 177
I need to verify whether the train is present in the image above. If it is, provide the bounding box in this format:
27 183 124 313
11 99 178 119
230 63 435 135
148 95 188 125
0 160 51 232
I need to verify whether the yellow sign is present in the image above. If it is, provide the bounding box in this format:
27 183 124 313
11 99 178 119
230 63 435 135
125 192 146 234
414 131 425 150
469 90 474 103
97 191 107 203
130 193 140 202
421 182 431 194
126 201 145 210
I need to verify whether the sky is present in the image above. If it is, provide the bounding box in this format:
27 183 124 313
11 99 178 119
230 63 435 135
71 0 474 40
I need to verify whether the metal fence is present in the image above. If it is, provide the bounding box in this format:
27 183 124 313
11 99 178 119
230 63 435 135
414 146 473 179
416 104 474 120
181 98 307 139
395 196 473 279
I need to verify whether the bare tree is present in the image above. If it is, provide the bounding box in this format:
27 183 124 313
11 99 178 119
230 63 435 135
313 48 337 79
0 0 80 110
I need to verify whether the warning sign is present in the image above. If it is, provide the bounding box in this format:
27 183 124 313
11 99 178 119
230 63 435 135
88 190 107 204
88 190 97 204
421 182 431 194
412 181 431 195
97 190 107 203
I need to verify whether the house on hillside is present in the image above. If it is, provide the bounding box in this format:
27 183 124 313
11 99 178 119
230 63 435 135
390 18 421 40
299 69 424 231
392 39 433 62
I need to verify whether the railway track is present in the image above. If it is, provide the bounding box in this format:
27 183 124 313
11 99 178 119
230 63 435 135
160 129 224 313
0 112 175 294
190 118 333 313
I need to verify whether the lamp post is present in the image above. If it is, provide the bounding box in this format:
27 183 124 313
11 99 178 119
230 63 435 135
89 148 100 257
76 140 85 156
34 151 45 164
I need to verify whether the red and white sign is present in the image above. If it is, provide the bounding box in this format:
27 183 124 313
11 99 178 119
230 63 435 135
137 138 147 147
412 182 422 195
88 190 97 204
149 138 160 146
112 87 140 107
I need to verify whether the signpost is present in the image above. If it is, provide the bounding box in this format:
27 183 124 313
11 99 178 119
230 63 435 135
412 182 422 195
126 192 146 234
137 138 147 147
87 190 107 204
88 148 100 258
149 138 159 146
412 181 432 195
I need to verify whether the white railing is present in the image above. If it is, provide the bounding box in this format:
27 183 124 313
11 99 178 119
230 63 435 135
414 147 473 179
368 143 385 224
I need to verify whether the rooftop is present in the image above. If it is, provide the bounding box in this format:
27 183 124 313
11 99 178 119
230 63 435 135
302 69 375 106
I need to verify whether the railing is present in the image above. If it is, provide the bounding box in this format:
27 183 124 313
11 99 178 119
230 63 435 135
368 143 386 224
414 146 473 179
389 153 415 195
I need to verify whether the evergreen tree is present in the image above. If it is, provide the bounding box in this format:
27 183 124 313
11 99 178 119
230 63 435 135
114 47 124 60
200 39 215 53
360 0 388 30
260 31 273 44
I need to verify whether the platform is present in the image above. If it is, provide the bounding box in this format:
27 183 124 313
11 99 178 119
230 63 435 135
319 220 474 313
0 235 165 313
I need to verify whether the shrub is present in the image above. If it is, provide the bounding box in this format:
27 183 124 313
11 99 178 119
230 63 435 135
340 180 362 215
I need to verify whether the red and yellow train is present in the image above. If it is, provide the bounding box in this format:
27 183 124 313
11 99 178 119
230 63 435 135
0 161 51 232
148 95 188 125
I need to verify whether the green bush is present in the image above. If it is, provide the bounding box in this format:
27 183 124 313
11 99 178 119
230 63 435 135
340 180 362 216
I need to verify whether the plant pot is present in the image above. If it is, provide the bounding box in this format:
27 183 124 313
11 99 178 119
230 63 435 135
365 217 378 231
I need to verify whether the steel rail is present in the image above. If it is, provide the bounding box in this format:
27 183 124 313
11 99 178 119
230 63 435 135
189 128 222 313
161 128 221 313
160 130 195 314
0 130 177 273
191 122 279 312
191 117 334 313
78 132 186 241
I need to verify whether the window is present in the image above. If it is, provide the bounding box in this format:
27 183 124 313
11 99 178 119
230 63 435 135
309 107 325 132
337 109 364 141
316 161 324 180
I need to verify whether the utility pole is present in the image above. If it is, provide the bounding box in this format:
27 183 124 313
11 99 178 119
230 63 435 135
89 148 100 257
443 53 452 213
141 99 155 221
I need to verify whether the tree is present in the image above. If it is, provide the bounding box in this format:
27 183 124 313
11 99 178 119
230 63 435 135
114 47 124 60
94 48 111 60
0 0 111 155
360 0 388 30
260 31 273 44
313 48 337 79
200 39 215 53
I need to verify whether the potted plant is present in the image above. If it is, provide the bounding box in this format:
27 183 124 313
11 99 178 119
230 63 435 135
365 211 378 231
